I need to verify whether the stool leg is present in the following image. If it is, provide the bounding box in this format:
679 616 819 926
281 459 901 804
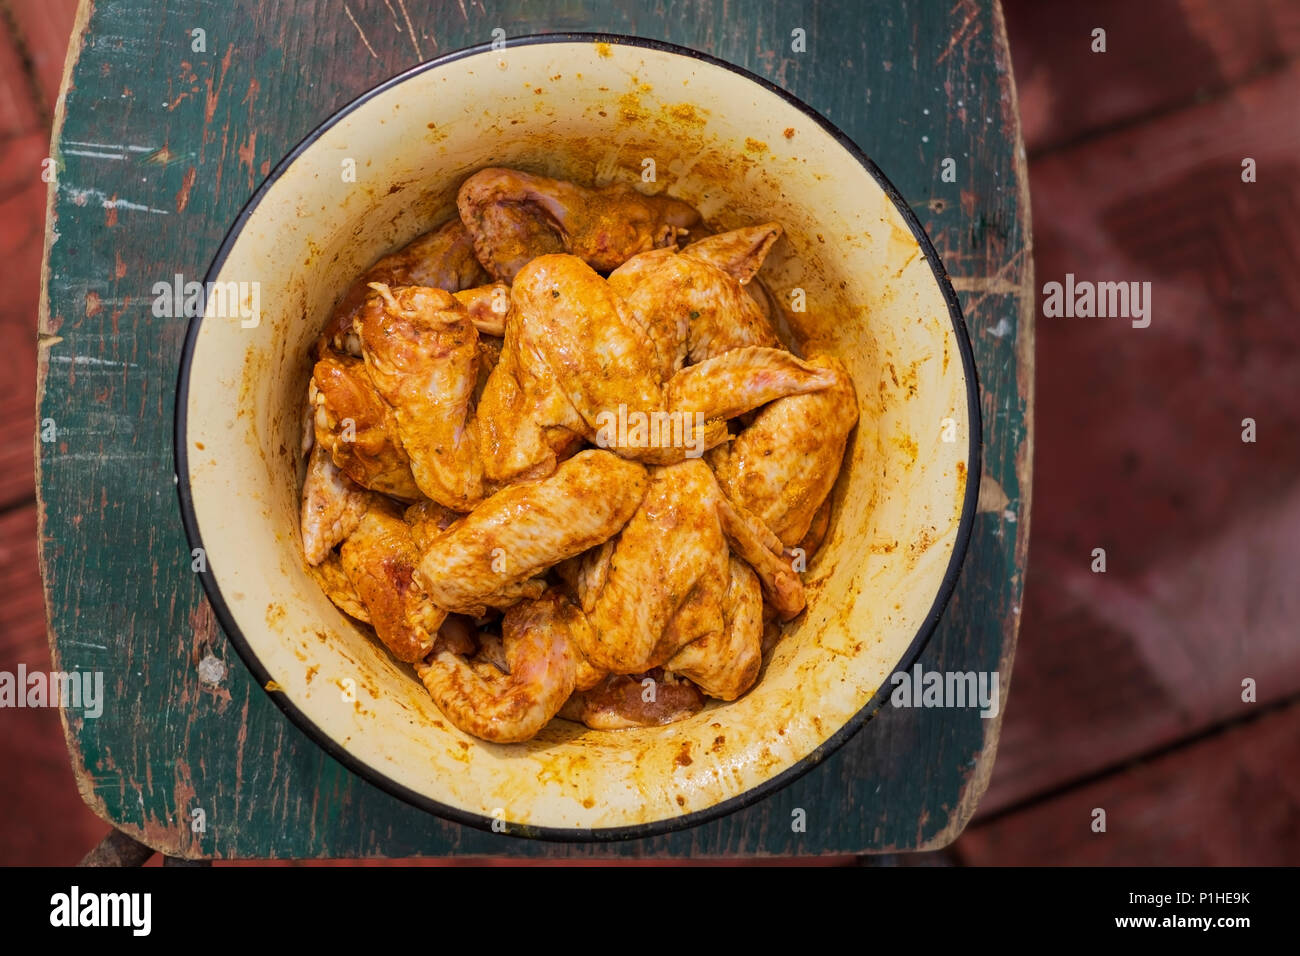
79 828 155 867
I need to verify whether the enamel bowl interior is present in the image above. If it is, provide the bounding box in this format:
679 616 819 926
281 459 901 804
179 37 976 837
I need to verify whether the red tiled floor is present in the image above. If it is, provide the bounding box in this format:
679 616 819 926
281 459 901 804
0 0 109 865
0 10 42 134
0 130 47 511
966 60 1300 823
0 506 111 863
1007 0 1300 153
5 0 81 116
958 700 1300 866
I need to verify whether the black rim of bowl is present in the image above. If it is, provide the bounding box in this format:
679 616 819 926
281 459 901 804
174 31 984 843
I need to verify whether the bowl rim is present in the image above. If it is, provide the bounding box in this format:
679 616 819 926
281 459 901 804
174 31 983 843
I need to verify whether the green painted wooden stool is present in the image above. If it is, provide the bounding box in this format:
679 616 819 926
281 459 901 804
39 0 1031 861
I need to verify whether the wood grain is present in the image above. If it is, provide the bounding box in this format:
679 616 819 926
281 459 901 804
37 0 1031 858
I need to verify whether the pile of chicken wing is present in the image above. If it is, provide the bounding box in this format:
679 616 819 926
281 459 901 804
299 167 859 743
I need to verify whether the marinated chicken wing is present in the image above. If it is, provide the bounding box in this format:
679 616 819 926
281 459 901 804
415 450 648 614
573 459 729 674
312 353 421 500
480 255 829 479
572 459 800 681
315 218 488 357
715 494 806 620
507 253 666 440
339 498 447 663
558 670 706 729
474 265 596 484
453 281 511 337
524 255 828 427
458 168 700 280
710 353 859 547
300 442 370 566
308 549 371 622
683 222 783 283
608 223 784 375
665 555 763 700
665 345 840 423
355 283 485 511
407 499 560 612
417 589 583 743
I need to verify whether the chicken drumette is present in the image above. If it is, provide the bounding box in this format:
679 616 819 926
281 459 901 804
457 167 701 280
315 218 489 358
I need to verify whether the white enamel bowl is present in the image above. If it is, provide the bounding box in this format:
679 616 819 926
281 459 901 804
176 34 980 840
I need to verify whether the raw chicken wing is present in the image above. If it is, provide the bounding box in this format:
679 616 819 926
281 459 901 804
458 168 700 279
415 450 648 614
339 498 447 663
711 353 859 547
354 283 485 511
316 219 487 356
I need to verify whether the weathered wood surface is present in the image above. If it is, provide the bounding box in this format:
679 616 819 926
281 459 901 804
37 0 1031 858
